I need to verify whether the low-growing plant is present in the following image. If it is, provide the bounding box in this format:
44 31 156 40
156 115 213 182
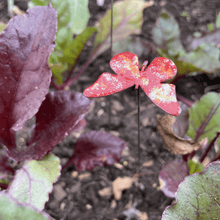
152 9 220 77
1 2 220 220
28 0 153 90
0 4 126 219
108 8 220 86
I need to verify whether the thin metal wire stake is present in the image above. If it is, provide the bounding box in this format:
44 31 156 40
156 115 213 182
108 0 114 128
137 86 140 173
110 0 113 57
137 61 148 173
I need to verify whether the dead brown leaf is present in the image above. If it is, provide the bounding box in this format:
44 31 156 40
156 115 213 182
157 114 208 155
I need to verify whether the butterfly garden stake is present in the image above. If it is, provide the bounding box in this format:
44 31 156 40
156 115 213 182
83 52 181 171
83 52 181 115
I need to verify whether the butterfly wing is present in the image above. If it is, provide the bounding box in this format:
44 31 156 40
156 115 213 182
142 57 177 82
83 73 134 97
140 57 181 115
110 52 140 81
84 52 140 97
141 83 181 115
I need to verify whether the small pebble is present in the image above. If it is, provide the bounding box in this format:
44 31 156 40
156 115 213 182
78 172 92 181
86 204 92 210
53 184 67 201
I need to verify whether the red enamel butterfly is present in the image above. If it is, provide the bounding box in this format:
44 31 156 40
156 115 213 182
83 52 181 116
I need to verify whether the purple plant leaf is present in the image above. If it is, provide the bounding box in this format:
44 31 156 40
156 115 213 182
72 118 87 133
66 131 127 171
159 160 189 198
162 162 220 219
8 91 92 161
0 4 57 149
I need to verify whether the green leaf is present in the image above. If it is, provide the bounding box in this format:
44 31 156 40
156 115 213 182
29 0 90 84
216 12 220 28
29 0 89 34
55 27 73 51
193 31 202 38
0 23 7 34
207 23 214 32
49 26 73 69
50 27 96 84
50 63 67 85
48 29 73 79
28 0 49 7
152 9 184 57
62 0 89 34
217 137 220 153
93 0 152 59
180 11 190 22
188 160 205 174
162 162 220 220
8 153 61 211
62 27 97 66
0 193 50 220
179 43 220 73
175 60 201 75
201 43 220 59
153 10 220 75
156 48 201 75
187 92 220 143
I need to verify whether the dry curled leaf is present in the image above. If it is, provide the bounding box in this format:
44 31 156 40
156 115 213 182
157 114 207 154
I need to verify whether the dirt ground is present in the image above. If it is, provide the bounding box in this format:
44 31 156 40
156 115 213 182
1 0 220 219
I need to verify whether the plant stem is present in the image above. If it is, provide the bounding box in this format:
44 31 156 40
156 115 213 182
60 54 95 90
200 132 220 163
171 75 185 85
182 151 195 162
51 0 115 91
182 154 189 162
177 94 194 107
213 153 220 162
0 183 8 190
213 155 220 161
50 77 61 91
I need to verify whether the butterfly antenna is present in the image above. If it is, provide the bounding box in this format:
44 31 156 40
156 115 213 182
141 61 148 71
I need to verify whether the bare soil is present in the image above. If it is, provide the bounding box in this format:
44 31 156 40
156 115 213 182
1 0 220 220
